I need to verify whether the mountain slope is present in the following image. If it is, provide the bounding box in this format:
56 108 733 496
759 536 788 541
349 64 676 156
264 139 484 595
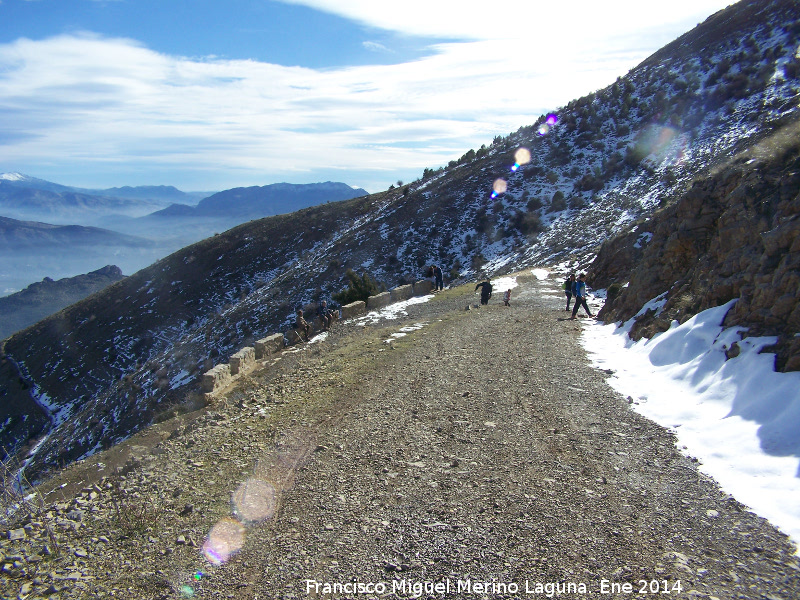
1 0 798 482
0 265 125 340
0 216 148 249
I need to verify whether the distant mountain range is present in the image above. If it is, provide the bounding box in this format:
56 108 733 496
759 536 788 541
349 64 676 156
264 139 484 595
150 181 368 220
0 172 210 206
0 176 370 296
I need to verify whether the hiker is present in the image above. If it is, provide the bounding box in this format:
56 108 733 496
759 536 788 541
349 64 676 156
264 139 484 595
570 273 594 319
503 288 511 306
433 264 444 291
294 308 311 341
475 278 493 305
564 273 576 311
317 300 333 330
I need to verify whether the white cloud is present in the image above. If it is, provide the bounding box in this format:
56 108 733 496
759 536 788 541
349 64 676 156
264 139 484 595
275 0 731 42
0 0 733 190
362 41 392 53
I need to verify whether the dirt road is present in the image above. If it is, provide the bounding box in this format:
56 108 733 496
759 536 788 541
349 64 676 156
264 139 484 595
3 273 798 599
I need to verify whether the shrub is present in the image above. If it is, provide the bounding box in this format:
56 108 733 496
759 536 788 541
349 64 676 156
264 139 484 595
332 270 386 305
526 196 543 211
511 210 543 235
549 191 567 212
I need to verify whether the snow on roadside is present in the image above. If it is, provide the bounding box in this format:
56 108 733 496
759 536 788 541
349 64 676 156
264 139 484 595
581 299 800 552
348 294 434 326
531 268 549 280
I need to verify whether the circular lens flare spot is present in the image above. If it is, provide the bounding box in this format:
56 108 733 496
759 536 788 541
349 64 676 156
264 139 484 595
179 585 195 598
492 179 507 195
514 147 531 165
232 478 277 524
202 517 245 566
546 113 558 126
537 124 550 136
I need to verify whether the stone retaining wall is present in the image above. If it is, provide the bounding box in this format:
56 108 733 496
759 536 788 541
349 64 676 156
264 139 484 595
341 301 366 319
204 282 432 395
413 280 434 295
255 334 284 359
366 291 392 310
202 364 231 394
390 284 413 303
229 347 255 375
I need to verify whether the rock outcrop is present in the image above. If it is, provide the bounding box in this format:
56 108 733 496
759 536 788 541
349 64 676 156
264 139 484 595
595 121 800 371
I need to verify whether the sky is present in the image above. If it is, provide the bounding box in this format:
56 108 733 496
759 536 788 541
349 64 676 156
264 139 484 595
0 0 734 193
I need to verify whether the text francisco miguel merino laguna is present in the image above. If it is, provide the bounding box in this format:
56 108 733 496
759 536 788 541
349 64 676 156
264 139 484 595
304 578 682 596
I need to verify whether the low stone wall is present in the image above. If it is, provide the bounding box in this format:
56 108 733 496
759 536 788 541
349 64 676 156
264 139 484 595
202 364 231 393
413 280 434 296
229 347 255 375
341 301 366 319
255 334 284 359
366 291 392 310
204 283 425 396
390 284 413 303
286 329 306 346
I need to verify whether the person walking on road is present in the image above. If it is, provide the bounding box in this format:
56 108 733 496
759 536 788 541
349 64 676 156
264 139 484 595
564 273 576 311
570 273 594 319
475 278 493 306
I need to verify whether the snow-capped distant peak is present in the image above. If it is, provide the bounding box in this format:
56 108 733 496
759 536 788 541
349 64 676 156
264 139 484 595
0 172 28 182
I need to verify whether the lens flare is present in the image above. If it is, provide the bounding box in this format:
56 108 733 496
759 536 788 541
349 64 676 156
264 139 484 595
179 585 195 597
493 179 507 195
537 124 550 136
546 113 558 126
202 517 246 566
514 147 531 165
232 478 277 524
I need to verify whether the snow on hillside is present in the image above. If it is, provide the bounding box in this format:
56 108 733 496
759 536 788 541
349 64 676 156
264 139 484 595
582 300 800 552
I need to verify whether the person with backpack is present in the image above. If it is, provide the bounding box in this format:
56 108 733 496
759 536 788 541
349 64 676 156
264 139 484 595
564 273 576 311
570 273 594 319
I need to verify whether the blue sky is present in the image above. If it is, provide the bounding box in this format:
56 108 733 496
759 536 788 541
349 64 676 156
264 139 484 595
0 0 733 193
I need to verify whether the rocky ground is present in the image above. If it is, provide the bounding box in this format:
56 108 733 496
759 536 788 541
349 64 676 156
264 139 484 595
2 273 798 600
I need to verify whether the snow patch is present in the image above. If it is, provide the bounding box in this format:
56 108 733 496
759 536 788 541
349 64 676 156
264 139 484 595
582 299 800 552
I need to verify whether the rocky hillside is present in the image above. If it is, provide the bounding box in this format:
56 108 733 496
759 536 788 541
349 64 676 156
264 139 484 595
1 0 799 482
594 121 800 371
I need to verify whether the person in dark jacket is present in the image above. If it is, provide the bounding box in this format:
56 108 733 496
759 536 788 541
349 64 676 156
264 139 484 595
564 273 576 311
317 300 333 330
570 273 594 319
475 279 493 305
433 265 444 291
